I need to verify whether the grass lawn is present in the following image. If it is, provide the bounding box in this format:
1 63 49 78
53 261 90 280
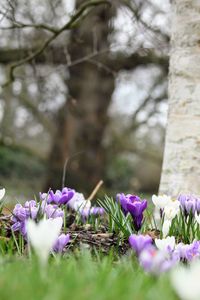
0 252 177 300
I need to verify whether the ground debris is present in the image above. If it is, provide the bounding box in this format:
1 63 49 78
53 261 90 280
67 224 129 255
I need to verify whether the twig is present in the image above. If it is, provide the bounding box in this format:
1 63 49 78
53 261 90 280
88 58 117 77
62 151 85 188
87 180 104 201
0 21 57 33
0 7 9 24
67 49 108 68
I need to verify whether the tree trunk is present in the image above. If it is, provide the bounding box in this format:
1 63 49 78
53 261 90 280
159 0 200 196
45 1 115 193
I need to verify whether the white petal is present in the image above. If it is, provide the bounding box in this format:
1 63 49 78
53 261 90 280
27 217 62 266
68 193 91 212
164 205 179 221
0 188 5 201
155 236 175 251
155 238 163 250
195 212 200 225
162 220 171 238
152 195 159 206
171 262 200 300
153 208 161 229
152 194 172 210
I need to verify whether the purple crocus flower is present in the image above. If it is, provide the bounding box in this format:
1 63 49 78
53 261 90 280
127 200 147 231
178 194 200 215
175 241 200 261
62 187 75 202
139 246 178 275
53 233 70 253
20 221 27 236
13 200 39 222
13 204 27 221
24 200 37 208
12 220 27 237
39 192 49 202
44 204 64 219
116 194 140 214
11 199 65 237
117 193 147 231
48 188 75 205
24 201 39 219
196 201 200 213
90 207 105 216
129 234 152 256
81 207 105 222
11 221 21 232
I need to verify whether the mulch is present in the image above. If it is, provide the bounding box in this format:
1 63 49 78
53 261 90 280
67 223 129 255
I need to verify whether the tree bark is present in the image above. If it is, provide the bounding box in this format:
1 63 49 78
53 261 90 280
45 1 115 193
159 0 200 196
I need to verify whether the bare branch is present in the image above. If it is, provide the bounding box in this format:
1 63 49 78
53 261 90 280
88 58 117 77
122 0 169 45
1 0 110 88
131 76 165 122
0 22 58 33
129 92 167 132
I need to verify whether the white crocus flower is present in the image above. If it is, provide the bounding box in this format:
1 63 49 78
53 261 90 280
162 220 172 238
0 188 5 201
152 194 172 210
68 192 91 212
27 217 63 266
155 236 176 252
164 204 179 221
169 199 180 210
171 261 200 300
161 203 180 238
153 207 162 229
195 212 200 225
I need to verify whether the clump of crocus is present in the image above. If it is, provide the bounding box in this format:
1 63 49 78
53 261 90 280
129 234 200 275
152 194 180 237
174 240 200 262
152 194 172 211
67 192 91 212
42 189 104 222
66 191 105 222
129 234 152 256
40 187 75 205
152 194 172 230
154 237 200 263
11 200 64 238
27 217 63 266
42 202 64 219
81 207 105 219
139 245 179 276
129 234 180 275
178 194 200 216
117 193 147 231
155 235 200 264
155 236 176 253
162 202 180 237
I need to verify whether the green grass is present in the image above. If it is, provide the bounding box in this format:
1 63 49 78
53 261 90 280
0 252 177 300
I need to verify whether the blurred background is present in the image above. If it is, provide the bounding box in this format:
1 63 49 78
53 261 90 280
0 0 170 201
